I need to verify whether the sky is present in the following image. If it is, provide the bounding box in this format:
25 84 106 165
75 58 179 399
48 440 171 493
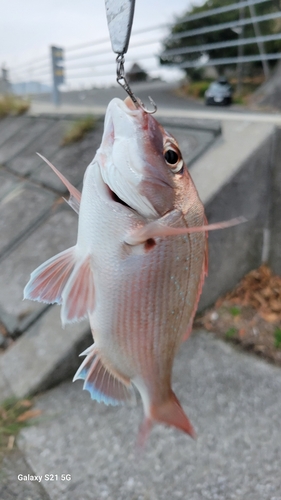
0 0 203 88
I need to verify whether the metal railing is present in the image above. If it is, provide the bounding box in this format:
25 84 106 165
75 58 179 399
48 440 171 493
162 33 281 58
180 52 281 69
167 10 281 42
7 0 279 92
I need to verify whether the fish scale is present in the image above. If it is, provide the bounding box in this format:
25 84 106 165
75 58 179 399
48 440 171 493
95 227 204 391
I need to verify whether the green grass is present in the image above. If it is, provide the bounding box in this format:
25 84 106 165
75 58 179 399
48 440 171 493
229 306 241 317
274 327 281 349
61 115 97 146
0 398 41 451
0 94 30 118
232 94 246 105
184 81 211 99
179 76 263 105
225 327 238 339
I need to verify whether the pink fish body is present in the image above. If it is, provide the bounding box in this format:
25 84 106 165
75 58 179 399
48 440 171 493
24 97 208 442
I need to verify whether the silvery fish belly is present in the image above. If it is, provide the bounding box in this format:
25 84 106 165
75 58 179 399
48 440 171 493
24 97 207 443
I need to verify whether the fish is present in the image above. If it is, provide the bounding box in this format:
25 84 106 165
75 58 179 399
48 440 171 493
24 97 243 444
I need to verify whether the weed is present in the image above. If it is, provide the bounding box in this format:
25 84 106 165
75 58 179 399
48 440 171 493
229 306 241 317
232 95 246 105
61 115 96 146
274 327 281 349
0 398 41 451
177 80 211 100
0 94 30 118
225 327 237 338
188 81 210 99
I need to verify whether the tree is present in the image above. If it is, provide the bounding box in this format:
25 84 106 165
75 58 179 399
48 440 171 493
160 0 281 79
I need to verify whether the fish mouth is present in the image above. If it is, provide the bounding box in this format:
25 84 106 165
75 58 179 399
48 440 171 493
97 97 159 218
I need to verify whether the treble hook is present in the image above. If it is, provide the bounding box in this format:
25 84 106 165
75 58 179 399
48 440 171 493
137 96 157 115
116 54 157 115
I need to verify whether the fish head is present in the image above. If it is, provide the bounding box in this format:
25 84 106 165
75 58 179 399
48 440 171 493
97 96 197 218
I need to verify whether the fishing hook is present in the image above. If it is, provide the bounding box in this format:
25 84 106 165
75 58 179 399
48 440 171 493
116 54 157 114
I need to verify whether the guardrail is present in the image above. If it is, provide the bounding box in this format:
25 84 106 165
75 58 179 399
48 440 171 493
7 0 278 92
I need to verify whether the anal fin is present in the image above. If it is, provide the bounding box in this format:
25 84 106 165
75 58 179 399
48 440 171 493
73 345 135 406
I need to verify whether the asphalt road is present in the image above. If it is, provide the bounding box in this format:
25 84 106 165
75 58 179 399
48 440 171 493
32 81 203 111
31 80 281 126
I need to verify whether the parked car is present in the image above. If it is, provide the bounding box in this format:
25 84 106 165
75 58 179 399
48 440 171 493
205 78 233 106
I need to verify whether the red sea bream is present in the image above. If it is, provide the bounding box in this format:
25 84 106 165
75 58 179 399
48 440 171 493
24 96 221 443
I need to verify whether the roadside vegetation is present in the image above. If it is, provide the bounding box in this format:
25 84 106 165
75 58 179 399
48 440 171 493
0 94 30 118
161 0 279 108
197 265 281 367
0 397 41 457
61 115 97 146
160 0 281 77
176 76 264 106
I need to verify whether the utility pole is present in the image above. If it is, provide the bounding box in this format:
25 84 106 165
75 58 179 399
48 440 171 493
1 65 11 94
236 0 245 96
248 0 270 80
51 46 65 106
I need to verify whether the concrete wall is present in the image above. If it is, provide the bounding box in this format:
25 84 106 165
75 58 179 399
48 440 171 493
191 120 276 311
269 127 281 275
201 133 273 309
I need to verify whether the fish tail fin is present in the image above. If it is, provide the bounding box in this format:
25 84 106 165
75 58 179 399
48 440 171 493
152 392 195 438
137 391 195 448
24 248 95 324
137 417 153 449
73 344 135 406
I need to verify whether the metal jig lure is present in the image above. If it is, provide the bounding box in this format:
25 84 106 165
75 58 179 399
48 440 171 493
105 0 157 114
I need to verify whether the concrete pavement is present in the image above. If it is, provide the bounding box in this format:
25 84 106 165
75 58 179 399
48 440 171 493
9 331 281 500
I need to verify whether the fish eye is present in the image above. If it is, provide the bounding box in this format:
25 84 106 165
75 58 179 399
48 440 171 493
164 149 178 165
163 146 184 174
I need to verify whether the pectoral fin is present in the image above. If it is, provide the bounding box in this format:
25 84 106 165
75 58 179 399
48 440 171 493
125 216 246 246
73 344 135 406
